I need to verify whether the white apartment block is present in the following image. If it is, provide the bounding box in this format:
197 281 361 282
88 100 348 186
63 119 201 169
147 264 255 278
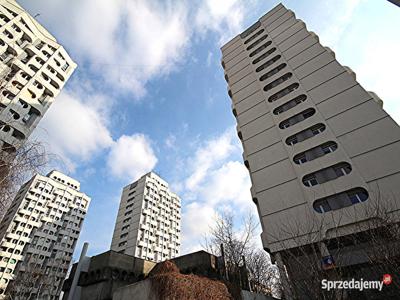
111 172 181 263
0 171 90 299
0 0 76 153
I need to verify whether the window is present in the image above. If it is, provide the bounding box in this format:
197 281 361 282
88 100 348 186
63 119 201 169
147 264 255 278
255 55 281 73
348 190 368 204
62 63 70 72
302 162 352 187
121 225 130 231
322 142 338 154
279 120 319 143
264 73 292 92
279 108 315 129
286 136 298 146
273 95 307 115
273 107 284 115
268 83 299 102
293 141 338 165
4 30 13 39
249 41 272 57
303 175 318 187
246 35 268 51
293 154 307 165
244 29 265 44
280 121 290 129
313 188 369 213
312 124 325 135
252 47 277 64
334 163 352 177
240 21 261 39
260 63 287 81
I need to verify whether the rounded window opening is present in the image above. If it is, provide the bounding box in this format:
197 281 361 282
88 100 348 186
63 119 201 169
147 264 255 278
273 94 307 115
249 41 272 57
232 108 237 117
246 35 268 51
279 108 315 129
269 83 299 103
302 162 352 187
244 29 265 44
313 188 369 213
260 63 287 81
255 55 281 73
263 72 293 92
293 141 338 165
252 47 276 64
12 24 21 33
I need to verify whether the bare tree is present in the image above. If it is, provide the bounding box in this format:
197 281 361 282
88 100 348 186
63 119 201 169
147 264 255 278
0 140 48 219
203 212 281 297
271 192 400 300
0 55 48 218
246 249 281 297
5 248 69 300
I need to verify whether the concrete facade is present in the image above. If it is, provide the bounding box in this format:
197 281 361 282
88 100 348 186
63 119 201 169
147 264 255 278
111 172 181 262
62 250 224 300
221 2 400 261
0 0 76 153
62 250 156 300
0 171 90 299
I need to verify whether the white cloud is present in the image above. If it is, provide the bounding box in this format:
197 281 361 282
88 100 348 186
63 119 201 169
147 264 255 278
107 134 158 182
185 128 238 192
165 134 177 150
36 91 113 170
178 128 258 254
201 161 252 209
20 0 190 99
355 38 400 124
206 51 213 67
318 0 364 48
195 0 245 44
181 202 217 253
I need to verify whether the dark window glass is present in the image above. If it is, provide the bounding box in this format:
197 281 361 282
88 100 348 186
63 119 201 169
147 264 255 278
279 108 315 129
249 41 272 57
252 47 277 64
269 83 299 102
313 188 369 213
255 55 281 72
244 29 265 44
260 63 287 81
273 95 307 115
247 35 268 51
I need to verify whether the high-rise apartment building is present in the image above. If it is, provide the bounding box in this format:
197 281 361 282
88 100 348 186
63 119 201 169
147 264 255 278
0 171 90 299
111 172 181 263
0 0 76 153
221 3 400 298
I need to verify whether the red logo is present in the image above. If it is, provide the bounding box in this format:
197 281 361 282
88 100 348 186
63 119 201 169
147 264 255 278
382 274 392 286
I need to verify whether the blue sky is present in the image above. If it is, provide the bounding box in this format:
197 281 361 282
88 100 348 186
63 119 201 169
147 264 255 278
18 0 400 259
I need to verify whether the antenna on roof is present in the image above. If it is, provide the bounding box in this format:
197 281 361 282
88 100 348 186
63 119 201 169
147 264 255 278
34 13 40 18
